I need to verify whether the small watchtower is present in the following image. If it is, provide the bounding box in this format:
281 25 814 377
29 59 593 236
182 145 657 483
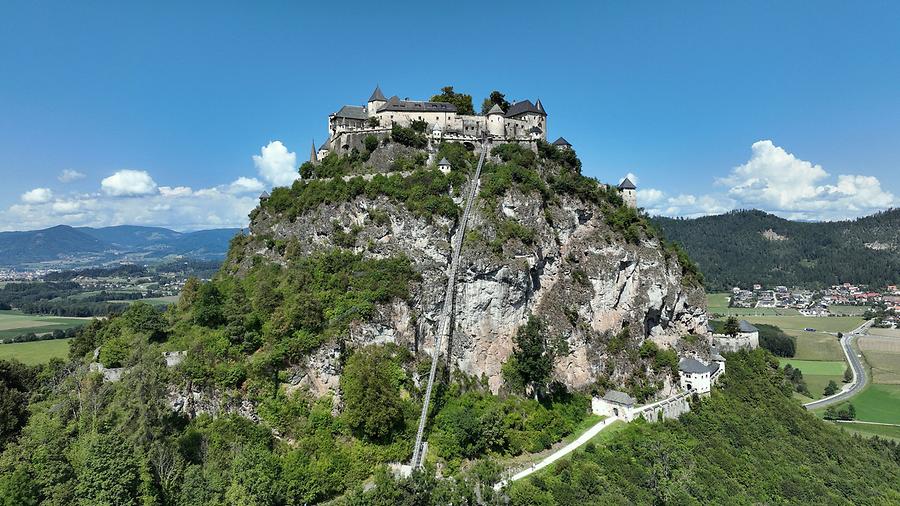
552 137 572 150
367 85 387 116
437 157 451 174
618 177 637 208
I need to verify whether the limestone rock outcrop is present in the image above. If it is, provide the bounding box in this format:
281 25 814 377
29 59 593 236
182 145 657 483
233 158 707 398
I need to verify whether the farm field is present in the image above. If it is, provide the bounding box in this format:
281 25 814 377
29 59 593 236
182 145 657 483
822 331 900 440
744 315 863 362
780 358 847 400
0 310 89 340
858 336 900 384
845 384 900 424
833 421 900 442
778 359 846 376
0 338 72 365
828 305 868 316
106 295 180 307
868 327 900 338
705 293 800 316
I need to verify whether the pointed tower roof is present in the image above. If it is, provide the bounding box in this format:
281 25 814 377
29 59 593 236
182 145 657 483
618 178 636 190
535 99 546 114
487 104 505 115
552 137 571 147
310 140 317 163
368 85 387 102
437 157 451 166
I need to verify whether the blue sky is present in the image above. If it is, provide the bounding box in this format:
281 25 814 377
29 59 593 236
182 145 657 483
1 1 899 230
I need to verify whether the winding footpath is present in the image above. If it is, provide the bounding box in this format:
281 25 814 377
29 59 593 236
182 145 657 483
803 319 873 411
493 417 617 491
410 141 488 469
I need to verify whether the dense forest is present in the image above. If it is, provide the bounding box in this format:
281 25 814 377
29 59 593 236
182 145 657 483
652 209 900 290
3 308 898 505
0 281 133 316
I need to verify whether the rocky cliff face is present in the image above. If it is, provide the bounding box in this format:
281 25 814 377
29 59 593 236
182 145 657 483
232 148 707 399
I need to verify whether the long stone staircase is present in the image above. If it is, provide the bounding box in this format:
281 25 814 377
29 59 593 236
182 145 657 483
410 140 488 468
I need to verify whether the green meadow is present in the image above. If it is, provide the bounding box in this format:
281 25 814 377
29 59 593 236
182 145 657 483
0 338 72 365
0 310 88 340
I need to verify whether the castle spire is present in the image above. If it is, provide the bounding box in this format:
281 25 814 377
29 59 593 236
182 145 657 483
310 139 317 163
369 85 387 103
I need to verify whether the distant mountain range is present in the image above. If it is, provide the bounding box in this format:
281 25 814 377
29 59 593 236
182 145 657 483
652 209 900 291
0 224 241 269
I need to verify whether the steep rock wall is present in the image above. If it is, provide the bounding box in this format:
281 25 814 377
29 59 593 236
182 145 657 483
236 175 707 396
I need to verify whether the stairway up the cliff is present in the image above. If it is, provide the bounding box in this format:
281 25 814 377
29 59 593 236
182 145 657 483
410 140 487 468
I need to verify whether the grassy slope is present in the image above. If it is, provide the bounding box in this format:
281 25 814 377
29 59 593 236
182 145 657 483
0 310 89 339
0 338 71 365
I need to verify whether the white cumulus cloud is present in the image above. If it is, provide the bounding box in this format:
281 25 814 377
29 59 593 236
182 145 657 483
619 172 639 185
101 169 159 196
58 169 86 183
21 188 53 204
643 140 896 221
159 186 193 198
228 177 265 194
253 141 298 187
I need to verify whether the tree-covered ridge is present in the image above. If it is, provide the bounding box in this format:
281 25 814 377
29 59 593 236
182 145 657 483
343 350 900 505
653 209 900 290
255 142 475 223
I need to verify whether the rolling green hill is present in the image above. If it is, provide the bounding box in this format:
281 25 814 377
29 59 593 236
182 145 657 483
652 209 900 290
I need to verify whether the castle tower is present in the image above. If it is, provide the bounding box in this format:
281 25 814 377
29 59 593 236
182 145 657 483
535 99 547 138
486 104 505 137
618 177 637 208
367 85 387 117
310 140 317 163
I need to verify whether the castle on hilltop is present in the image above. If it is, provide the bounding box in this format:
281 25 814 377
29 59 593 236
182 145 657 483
310 86 639 209
316 86 551 159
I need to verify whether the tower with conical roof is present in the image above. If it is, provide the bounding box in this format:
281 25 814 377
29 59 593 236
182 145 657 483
486 103 505 136
618 177 637 208
310 140 317 163
367 85 387 116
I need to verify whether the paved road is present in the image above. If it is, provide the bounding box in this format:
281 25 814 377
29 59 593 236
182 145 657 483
803 319 873 411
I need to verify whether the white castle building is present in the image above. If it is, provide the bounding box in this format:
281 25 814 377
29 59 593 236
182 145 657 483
708 320 759 353
318 86 549 157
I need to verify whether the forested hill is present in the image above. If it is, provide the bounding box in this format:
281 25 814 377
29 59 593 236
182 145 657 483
652 209 900 290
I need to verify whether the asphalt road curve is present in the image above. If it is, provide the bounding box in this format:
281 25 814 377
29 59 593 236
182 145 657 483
803 319 873 411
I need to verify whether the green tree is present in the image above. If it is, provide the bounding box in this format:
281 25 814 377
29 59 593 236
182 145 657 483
122 302 167 341
824 379 839 396
340 345 406 441
481 90 510 114
178 276 201 313
410 119 428 133
223 445 282 506
390 124 427 149
430 86 474 115
843 365 853 383
363 134 379 152
508 317 554 400
0 361 37 450
722 316 740 337
193 282 224 327
75 431 141 506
